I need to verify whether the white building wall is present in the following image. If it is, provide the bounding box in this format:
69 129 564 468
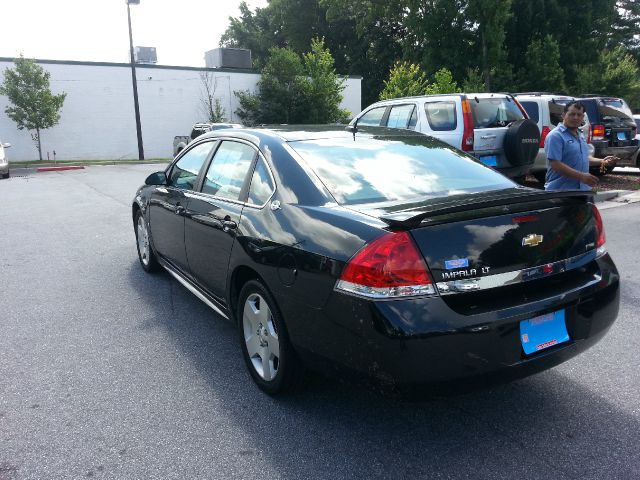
0 59 362 161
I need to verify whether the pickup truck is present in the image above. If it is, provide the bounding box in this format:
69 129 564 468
173 122 242 156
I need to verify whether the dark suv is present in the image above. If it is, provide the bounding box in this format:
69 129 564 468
579 96 639 173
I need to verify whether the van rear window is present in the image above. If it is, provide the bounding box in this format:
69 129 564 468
470 98 524 128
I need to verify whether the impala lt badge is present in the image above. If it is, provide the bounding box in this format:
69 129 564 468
522 234 544 247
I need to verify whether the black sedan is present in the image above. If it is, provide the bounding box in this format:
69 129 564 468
132 126 619 395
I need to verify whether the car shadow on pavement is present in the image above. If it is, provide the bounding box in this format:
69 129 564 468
126 261 640 480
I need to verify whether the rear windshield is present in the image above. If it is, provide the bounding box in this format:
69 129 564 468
470 97 524 128
288 137 513 205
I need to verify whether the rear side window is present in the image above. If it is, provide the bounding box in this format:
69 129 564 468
470 98 523 128
201 141 256 201
169 141 215 190
424 101 457 131
386 104 416 129
289 137 513 205
519 101 539 122
248 158 275 206
358 107 387 126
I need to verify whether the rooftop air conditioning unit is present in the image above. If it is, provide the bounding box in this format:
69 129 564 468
134 46 157 64
204 48 252 69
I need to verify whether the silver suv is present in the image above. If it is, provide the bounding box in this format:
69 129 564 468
349 93 540 179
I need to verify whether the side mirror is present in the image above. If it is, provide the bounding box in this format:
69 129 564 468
145 171 168 186
1 143 11 148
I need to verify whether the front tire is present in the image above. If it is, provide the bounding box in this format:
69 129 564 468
238 280 304 395
135 210 160 273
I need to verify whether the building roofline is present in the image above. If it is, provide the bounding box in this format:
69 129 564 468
0 56 363 79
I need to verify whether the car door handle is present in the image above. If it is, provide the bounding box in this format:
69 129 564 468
222 219 237 231
175 205 186 216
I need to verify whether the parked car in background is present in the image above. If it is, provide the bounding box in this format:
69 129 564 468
349 93 540 180
579 96 639 173
0 140 11 179
515 93 591 183
173 122 242 157
133 125 619 396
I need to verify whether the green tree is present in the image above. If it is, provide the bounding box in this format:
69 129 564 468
575 46 640 106
467 0 513 91
236 47 308 125
379 62 428 100
463 67 485 91
0 56 66 160
235 40 348 124
425 68 461 94
199 71 227 122
518 35 565 93
302 38 350 123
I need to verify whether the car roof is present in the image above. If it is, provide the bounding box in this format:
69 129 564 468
199 125 428 143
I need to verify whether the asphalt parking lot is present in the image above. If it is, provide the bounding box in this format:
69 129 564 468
1 164 639 479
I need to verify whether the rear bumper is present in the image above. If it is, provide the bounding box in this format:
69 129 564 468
593 141 639 165
280 254 619 390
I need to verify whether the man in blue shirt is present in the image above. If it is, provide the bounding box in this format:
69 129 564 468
544 101 617 191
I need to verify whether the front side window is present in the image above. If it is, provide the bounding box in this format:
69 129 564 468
357 107 387 126
386 104 416 129
201 141 256 201
248 158 275 206
169 141 215 190
424 101 457 131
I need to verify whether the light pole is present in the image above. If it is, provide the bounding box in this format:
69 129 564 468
126 0 144 160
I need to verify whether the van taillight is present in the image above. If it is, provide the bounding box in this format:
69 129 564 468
461 99 474 151
592 124 605 141
540 126 551 147
336 231 436 298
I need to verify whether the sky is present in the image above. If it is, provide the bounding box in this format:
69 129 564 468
0 0 268 67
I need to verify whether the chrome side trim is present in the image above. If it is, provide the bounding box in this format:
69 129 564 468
163 265 229 320
436 250 598 295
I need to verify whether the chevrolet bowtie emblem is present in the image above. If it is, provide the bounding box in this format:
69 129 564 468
522 234 544 247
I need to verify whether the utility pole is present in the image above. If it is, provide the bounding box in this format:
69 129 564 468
127 0 144 160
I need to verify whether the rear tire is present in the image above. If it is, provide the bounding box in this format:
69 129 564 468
238 280 304 395
134 210 161 273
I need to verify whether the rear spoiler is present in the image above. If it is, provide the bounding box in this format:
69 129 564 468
380 190 594 228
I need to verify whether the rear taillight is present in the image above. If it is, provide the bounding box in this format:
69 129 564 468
540 126 551 147
592 124 605 141
461 99 474 152
592 204 606 256
336 231 436 298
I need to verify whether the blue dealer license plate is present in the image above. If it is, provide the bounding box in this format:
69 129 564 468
479 155 497 167
520 310 569 355
617 132 627 141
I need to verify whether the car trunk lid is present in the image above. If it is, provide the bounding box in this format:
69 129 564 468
349 189 599 294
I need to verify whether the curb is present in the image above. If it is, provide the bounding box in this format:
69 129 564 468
594 190 629 203
36 166 85 172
